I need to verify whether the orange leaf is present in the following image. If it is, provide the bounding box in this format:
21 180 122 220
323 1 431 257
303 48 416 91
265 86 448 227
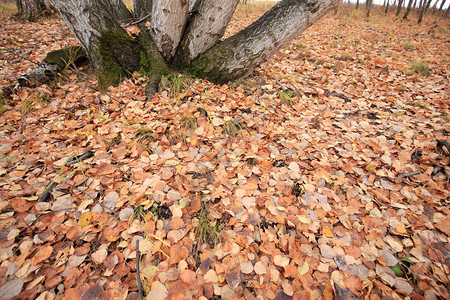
323 227 334 238
323 282 334 300
31 245 53 265
396 225 407 234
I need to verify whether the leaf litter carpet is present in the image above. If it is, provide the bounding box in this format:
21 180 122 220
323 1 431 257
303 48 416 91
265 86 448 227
0 9 449 300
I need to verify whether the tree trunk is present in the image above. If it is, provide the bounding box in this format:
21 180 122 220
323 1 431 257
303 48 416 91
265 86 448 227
417 0 431 22
109 0 132 21
366 0 373 17
15 0 48 21
49 0 143 87
174 0 240 67
133 0 152 18
385 0 390 13
423 0 432 13
189 0 338 84
150 0 189 62
356 0 359 9
396 0 404 15
403 0 414 18
439 0 447 11
44 0 337 90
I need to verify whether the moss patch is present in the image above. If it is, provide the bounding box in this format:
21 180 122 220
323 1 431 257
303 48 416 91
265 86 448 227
44 46 87 71
98 30 141 87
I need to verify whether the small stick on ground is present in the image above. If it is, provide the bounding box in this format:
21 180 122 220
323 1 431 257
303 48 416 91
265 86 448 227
136 239 143 300
37 181 56 202
398 169 426 178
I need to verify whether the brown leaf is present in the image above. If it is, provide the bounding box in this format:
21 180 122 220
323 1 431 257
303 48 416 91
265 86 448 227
31 245 53 265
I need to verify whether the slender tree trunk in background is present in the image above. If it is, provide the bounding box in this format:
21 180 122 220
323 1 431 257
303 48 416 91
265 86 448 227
366 0 373 17
417 0 432 21
15 0 49 21
396 0 404 15
356 0 359 9
174 0 240 67
439 0 447 11
423 0 432 13
385 0 390 13
403 0 414 18
417 0 426 22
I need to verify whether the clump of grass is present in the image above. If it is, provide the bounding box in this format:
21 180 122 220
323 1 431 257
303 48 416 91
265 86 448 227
192 200 222 265
336 53 354 61
180 116 198 131
160 74 189 96
403 42 415 51
409 60 431 76
134 127 154 151
131 205 148 223
279 90 296 106
180 115 198 143
0 1 17 14
223 119 242 138
105 133 122 149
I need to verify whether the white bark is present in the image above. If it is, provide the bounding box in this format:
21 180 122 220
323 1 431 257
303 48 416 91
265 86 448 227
49 0 120 52
175 0 240 66
49 0 140 86
150 0 189 61
190 0 339 83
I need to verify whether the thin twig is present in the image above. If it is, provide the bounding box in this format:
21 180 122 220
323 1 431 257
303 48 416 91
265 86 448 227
136 239 143 300
398 169 426 178
124 13 152 27
11 50 32 64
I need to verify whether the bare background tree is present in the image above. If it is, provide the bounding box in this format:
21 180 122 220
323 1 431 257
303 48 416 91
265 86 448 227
15 0 51 20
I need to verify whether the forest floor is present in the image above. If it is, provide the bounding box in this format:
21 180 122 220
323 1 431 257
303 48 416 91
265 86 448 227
0 4 449 300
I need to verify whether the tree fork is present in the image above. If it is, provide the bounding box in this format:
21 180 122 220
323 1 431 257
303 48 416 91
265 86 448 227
188 0 338 84
138 25 172 97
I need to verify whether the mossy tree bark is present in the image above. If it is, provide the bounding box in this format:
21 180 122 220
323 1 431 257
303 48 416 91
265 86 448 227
188 0 339 84
174 0 240 67
45 0 338 92
49 0 141 87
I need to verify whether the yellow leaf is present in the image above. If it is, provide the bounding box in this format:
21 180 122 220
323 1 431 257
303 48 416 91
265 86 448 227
298 215 312 224
396 225 407 234
366 163 376 171
323 227 334 238
140 199 150 206
298 261 309 276
78 212 92 227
